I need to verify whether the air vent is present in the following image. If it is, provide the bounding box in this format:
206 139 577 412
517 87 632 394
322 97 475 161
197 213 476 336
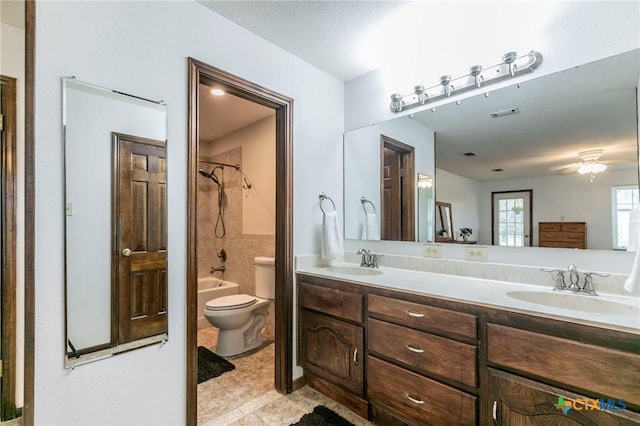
490 107 520 118
492 168 504 172
461 152 478 157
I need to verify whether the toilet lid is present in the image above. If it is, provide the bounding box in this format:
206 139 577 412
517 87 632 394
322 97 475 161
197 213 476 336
206 294 257 311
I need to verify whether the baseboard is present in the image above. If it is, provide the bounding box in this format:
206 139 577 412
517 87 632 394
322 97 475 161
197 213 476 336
292 375 306 392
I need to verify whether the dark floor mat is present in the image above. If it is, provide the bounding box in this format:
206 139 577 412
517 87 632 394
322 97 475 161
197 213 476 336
290 405 355 426
197 346 235 384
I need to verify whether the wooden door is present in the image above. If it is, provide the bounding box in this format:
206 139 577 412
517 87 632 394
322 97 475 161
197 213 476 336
113 133 167 344
299 309 364 395
487 368 640 425
380 135 415 241
1 75 18 420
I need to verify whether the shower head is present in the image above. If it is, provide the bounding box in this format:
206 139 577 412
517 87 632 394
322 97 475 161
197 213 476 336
198 168 221 185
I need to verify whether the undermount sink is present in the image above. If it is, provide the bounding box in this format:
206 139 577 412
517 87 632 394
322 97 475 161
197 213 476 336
325 266 383 276
506 290 639 316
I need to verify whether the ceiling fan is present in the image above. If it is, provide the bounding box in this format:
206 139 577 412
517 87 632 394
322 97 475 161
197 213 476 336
551 149 634 181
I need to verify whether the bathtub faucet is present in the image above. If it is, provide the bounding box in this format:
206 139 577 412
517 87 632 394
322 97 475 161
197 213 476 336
210 265 225 274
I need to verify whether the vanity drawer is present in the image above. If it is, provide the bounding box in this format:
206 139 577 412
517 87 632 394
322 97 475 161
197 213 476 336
368 294 477 339
487 324 640 406
299 281 363 323
368 318 477 387
367 356 476 425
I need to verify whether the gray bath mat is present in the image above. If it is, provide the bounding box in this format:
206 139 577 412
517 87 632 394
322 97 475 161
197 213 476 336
290 405 355 426
197 346 235 384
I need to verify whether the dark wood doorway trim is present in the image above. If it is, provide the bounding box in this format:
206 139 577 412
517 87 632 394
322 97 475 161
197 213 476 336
187 58 293 424
380 134 415 241
23 1 36 424
1 75 18 421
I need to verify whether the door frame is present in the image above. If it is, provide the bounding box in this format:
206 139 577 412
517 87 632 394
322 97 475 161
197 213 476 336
1 75 18 421
491 189 533 246
380 134 415 241
187 58 294 424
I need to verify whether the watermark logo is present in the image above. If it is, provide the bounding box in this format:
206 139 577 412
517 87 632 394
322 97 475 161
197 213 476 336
554 396 626 414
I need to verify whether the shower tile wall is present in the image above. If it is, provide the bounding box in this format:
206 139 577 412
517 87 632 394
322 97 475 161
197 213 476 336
198 146 275 338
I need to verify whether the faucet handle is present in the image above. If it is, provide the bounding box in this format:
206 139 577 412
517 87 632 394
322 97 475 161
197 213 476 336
370 253 382 268
542 268 567 291
582 271 608 296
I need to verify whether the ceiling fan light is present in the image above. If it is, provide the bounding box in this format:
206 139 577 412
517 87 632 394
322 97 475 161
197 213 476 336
577 162 607 175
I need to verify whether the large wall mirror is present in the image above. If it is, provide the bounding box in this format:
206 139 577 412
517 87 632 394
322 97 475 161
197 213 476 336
63 78 168 367
344 49 640 251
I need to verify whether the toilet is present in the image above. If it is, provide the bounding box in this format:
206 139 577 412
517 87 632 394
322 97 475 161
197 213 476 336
203 256 275 357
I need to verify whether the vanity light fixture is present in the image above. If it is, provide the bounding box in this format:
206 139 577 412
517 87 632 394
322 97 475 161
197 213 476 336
210 88 225 96
417 174 433 190
388 50 543 113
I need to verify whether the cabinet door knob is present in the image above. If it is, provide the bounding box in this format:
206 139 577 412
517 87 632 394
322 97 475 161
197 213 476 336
406 310 424 318
405 344 425 354
353 348 358 365
122 248 132 257
406 394 424 405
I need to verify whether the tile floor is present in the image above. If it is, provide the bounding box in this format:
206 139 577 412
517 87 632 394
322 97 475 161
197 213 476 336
197 327 372 426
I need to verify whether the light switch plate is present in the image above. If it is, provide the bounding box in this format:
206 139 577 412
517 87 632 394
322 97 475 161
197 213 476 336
423 244 442 258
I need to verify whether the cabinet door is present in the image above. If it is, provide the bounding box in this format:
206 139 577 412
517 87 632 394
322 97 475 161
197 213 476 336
487 368 640 425
299 309 363 395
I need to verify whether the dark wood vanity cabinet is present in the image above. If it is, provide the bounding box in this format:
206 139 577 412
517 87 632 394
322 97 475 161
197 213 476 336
296 273 640 425
486 323 640 425
367 293 478 425
487 368 640 425
297 277 366 416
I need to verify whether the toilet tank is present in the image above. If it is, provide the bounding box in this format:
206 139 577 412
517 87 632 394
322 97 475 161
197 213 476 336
254 256 275 299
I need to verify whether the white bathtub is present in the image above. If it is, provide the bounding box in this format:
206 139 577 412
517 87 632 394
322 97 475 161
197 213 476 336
197 277 239 329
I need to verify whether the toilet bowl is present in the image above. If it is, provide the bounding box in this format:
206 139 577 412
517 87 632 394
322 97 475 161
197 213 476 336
203 256 275 356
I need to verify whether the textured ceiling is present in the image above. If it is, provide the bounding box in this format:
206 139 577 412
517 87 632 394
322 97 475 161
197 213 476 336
197 0 409 81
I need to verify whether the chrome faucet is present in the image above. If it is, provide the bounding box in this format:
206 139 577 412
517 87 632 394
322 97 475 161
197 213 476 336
357 249 371 267
542 264 607 296
210 265 225 274
357 248 381 268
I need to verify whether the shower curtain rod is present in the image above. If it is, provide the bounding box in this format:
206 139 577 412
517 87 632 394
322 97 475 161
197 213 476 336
198 159 240 170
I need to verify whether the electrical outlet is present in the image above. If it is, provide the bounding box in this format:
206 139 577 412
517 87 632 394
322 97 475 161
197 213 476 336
423 244 442 258
465 246 488 261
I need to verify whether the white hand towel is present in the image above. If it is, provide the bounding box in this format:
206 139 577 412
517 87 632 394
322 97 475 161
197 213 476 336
627 207 640 252
364 212 380 240
624 249 640 294
321 210 344 259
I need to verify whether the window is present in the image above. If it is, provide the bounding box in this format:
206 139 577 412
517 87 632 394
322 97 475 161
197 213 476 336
492 190 532 247
612 185 640 249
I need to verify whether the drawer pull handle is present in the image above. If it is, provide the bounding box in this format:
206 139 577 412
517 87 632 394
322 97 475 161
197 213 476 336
406 310 424 318
406 394 424 405
405 344 424 354
353 348 358 366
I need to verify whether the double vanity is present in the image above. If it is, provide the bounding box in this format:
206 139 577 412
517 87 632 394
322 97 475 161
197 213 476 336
296 255 640 425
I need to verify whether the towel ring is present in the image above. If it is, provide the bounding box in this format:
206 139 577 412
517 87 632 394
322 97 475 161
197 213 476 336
319 192 336 214
361 197 376 214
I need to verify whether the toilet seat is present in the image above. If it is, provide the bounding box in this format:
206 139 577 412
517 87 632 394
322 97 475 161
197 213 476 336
205 294 257 311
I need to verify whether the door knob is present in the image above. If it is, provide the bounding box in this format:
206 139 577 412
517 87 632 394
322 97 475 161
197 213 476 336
122 248 132 257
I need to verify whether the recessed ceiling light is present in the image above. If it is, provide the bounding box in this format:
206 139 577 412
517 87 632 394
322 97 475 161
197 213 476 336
210 88 225 96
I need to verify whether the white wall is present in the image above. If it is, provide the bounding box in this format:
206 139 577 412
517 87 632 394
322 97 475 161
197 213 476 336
435 169 481 241
1 19 25 409
35 1 343 424
345 2 639 274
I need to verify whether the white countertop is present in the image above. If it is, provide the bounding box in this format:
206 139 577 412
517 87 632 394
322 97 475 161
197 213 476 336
296 263 640 335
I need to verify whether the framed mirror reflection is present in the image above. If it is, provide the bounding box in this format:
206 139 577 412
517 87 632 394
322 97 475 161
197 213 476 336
63 78 168 367
344 49 640 251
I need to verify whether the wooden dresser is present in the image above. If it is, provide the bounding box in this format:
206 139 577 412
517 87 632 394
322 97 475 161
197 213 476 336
539 222 587 249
